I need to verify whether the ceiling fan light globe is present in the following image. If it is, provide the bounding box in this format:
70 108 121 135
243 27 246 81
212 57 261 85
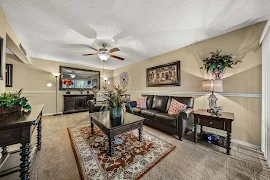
97 51 110 61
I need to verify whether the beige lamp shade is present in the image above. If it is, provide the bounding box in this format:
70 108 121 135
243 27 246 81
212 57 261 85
202 79 223 93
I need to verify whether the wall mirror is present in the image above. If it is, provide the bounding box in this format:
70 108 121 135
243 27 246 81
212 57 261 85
59 66 100 91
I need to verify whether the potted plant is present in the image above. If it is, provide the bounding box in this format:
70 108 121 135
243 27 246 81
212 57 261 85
200 49 242 79
0 89 31 115
63 79 73 94
103 85 126 120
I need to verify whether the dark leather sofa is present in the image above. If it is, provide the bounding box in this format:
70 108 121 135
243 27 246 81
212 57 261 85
127 95 194 140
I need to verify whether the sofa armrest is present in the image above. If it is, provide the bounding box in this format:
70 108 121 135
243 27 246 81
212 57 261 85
179 108 194 120
86 99 95 106
177 108 194 140
180 108 194 120
125 101 137 113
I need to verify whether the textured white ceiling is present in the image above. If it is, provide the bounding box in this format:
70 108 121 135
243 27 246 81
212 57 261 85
1 0 270 70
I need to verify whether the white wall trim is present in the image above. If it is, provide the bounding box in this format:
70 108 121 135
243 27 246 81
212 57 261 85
6 90 261 98
232 139 261 150
260 19 270 44
126 91 262 98
42 112 63 116
7 91 106 94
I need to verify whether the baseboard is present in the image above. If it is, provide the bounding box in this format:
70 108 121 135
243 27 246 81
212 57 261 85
232 139 261 150
126 91 262 98
42 112 261 150
43 112 63 116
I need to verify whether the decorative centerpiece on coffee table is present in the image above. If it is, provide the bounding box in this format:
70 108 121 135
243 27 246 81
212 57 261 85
0 89 31 116
103 85 126 120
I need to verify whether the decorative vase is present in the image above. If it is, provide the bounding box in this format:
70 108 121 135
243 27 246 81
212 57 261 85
211 65 224 80
66 89 71 94
110 107 123 120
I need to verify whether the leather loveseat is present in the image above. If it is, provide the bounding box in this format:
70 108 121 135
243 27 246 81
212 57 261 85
127 95 194 140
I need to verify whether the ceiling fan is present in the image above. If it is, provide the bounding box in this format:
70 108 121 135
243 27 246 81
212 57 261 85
82 43 124 61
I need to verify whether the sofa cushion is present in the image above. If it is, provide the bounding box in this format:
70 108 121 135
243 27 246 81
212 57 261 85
152 95 169 112
136 97 147 109
155 113 177 127
168 99 187 116
141 109 160 119
170 96 194 109
142 95 154 109
132 107 144 116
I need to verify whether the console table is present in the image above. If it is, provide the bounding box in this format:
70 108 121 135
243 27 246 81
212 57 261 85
0 104 44 180
193 109 234 155
63 94 94 114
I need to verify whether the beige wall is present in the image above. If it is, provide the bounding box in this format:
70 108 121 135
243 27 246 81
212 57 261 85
6 56 114 115
0 8 7 92
113 22 265 146
0 8 31 92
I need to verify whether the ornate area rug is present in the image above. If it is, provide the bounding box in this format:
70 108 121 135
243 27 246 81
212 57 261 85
67 124 175 180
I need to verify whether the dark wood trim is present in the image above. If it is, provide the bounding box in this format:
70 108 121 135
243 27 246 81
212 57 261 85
146 61 181 87
6 64 13 87
0 37 3 80
59 66 100 91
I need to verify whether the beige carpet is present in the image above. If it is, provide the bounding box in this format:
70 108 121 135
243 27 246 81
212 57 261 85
3 112 270 180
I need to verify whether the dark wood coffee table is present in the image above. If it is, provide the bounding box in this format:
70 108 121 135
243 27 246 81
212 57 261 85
89 111 145 156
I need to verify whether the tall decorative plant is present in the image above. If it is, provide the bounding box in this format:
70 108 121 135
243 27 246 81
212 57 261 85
200 49 242 79
103 85 126 119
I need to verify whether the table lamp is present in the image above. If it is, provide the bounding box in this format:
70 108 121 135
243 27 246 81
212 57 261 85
201 79 223 110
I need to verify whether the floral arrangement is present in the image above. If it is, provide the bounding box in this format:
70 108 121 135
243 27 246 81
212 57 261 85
200 49 242 79
103 85 127 118
0 89 31 113
63 79 74 87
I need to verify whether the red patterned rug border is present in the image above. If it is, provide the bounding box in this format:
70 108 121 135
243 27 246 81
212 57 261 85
67 124 176 180
67 127 84 180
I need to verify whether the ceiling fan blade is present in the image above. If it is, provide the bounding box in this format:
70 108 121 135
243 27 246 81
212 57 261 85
88 46 98 51
82 53 96 56
110 54 124 61
110 47 120 53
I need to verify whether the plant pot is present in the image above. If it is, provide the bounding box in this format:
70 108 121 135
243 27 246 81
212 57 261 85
110 107 123 122
66 89 71 94
0 105 22 115
211 69 224 80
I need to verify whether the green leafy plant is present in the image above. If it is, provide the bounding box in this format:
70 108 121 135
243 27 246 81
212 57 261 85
200 49 242 74
102 85 126 112
0 89 31 111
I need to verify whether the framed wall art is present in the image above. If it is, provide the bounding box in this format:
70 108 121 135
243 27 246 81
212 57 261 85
146 61 180 87
0 37 3 80
6 64 13 87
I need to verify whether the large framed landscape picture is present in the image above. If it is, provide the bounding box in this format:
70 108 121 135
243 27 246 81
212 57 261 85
146 61 180 87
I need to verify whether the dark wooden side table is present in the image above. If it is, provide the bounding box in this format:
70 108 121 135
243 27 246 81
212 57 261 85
193 109 234 155
0 104 44 180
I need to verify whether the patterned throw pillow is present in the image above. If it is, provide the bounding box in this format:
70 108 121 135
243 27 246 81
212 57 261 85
168 99 187 116
136 97 147 109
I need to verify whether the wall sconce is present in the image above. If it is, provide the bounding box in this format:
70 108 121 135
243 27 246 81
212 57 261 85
47 83 53 87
